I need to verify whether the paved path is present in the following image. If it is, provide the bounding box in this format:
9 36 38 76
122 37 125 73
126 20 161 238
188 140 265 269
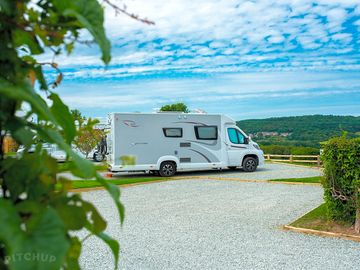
79 179 360 270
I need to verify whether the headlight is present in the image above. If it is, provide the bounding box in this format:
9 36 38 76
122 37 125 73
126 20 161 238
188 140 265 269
253 144 260 150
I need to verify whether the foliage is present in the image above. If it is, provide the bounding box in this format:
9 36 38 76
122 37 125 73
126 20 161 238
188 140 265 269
71 110 106 158
0 1 125 269
270 176 322 183
75 126 105 158
289 203 329 229
289 203 357 234
321 136 360 224
160 102 190 113
260 144 319 155
67 177 164 190
238 115 360 148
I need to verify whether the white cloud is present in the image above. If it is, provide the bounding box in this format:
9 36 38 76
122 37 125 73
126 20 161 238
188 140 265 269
38 0 359 81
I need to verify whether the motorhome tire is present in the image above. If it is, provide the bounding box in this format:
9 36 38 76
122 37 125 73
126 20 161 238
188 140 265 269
93 152 104 162
242 157 257 172
159 161 176 177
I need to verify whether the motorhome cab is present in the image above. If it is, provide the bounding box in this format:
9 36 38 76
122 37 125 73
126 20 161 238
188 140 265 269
107 112 264 176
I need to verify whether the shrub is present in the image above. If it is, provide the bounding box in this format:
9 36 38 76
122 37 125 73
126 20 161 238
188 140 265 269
321 136 360 225
260 144 319 155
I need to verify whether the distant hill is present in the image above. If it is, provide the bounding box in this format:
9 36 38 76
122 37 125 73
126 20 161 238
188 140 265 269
237 115 360 149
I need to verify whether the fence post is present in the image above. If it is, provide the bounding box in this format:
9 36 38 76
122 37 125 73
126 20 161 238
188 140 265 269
317 155 321 166
266 154 270 160
290 155 293 163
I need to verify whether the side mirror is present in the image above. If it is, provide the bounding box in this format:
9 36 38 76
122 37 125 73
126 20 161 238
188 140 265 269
244 137 249 144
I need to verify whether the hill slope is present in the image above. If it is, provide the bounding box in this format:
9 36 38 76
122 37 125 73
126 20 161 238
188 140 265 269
237 115 360 148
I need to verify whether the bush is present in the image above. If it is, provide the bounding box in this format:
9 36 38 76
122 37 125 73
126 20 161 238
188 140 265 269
260 144 319 155
321 136 360 224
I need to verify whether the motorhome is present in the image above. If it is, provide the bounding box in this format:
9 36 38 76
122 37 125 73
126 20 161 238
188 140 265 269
107 112 264 176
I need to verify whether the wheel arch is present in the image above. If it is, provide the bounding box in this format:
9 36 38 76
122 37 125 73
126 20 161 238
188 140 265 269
156 156 179 170
242 154 259 166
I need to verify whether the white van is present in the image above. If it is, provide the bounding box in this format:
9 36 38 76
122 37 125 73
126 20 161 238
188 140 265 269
17 143 67 162
107 112 264 176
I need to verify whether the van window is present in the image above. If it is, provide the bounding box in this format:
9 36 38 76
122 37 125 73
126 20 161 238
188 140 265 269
194 126 218 140
227 128 245 144
163 128 183 137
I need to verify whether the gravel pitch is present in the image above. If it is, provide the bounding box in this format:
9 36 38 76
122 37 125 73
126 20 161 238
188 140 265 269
79 179 360 270
177 163 323 180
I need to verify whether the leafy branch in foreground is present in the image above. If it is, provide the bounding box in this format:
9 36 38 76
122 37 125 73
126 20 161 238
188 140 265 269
0 0 153 269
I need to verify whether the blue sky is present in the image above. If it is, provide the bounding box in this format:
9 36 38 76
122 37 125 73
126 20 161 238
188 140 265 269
47 0 360 120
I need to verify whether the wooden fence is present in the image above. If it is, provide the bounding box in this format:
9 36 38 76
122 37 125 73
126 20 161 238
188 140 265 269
264 154 321 165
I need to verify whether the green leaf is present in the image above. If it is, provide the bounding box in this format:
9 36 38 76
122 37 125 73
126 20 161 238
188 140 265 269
0 79 52 122
55 204 87 230
94 232 120 269
36 126 96 178
49 93 76 144
65 237 82 270
0 0 13 15
96 174 125 224
12 126 35 147
34 65 48 90
82 201 107 234
0 199 23 248
15 208 70 270
0 201 70 270
13 29 44 55
53 0 111 64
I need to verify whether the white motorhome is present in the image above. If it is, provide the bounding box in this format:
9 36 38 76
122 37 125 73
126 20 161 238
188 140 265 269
107 112 264 176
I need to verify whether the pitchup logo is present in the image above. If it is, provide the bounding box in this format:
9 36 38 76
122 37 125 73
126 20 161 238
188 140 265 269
123 120 139 127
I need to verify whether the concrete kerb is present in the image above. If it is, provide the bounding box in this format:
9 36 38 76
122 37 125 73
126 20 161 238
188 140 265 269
282 225 360 243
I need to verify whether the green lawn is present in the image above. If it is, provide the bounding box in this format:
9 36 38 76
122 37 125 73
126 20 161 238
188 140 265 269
269 176 322 183
68 177 165 189
289 203 354 234
290 203 328 229
59 162 108 172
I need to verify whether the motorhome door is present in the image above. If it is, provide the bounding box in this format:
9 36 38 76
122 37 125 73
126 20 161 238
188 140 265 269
226 126 247 166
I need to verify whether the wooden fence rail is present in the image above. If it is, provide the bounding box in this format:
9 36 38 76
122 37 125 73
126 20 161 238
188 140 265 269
264 154 321 165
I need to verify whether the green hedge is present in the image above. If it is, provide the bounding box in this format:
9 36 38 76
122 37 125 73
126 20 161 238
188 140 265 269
260 144 319 155
321 136 360 223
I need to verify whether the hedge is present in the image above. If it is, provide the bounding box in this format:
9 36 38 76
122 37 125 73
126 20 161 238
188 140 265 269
321 136 360 223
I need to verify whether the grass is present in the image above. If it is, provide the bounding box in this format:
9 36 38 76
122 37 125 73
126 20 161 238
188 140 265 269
290 203 328 229
289 203 357 235
67 177 165 190
269 176 322 183
58 162 108 172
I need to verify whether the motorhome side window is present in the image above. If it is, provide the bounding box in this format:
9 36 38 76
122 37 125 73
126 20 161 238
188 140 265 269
163 128 183 138
194 126 218 140
227 128 245 144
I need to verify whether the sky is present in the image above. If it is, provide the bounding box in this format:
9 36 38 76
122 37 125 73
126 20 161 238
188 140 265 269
47 0 360 120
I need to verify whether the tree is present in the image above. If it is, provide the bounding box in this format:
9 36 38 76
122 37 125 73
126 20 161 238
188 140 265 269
160 102 190 113
71 110 106 159
0 1 154 269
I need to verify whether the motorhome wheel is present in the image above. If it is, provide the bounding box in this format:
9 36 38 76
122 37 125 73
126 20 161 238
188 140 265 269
242 157 257 172
93 152 104 162
159 161 176 177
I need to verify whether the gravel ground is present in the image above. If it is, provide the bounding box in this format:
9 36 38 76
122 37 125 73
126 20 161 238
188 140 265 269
177 163 323 180
79 179 360 270
59 163 322 181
